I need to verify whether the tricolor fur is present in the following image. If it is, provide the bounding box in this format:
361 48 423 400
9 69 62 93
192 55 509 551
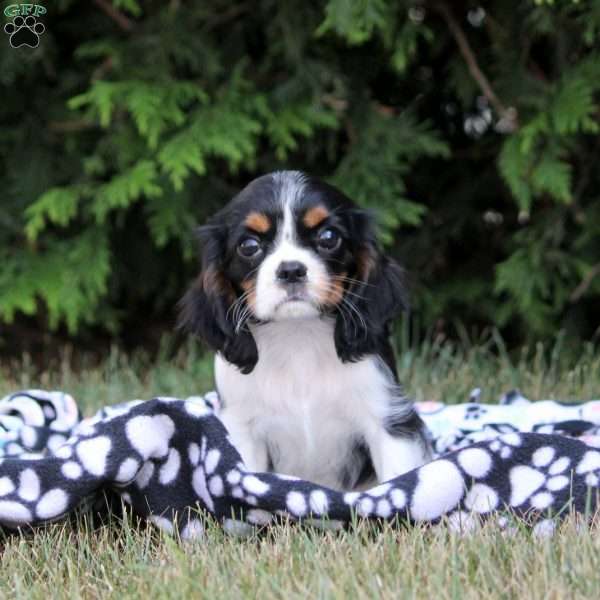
179 171 431 489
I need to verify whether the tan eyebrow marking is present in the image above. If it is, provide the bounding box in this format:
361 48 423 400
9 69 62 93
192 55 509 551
244 212 271 233
302 205 330 229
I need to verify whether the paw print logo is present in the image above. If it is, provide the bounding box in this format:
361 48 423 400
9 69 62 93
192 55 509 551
4 16 45 48
509 445 572 510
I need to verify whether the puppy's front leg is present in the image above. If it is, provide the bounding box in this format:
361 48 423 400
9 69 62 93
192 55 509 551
219 410 269 472
365 423 431 483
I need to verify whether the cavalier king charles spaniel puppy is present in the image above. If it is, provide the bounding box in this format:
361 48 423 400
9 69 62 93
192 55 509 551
180 171 431 490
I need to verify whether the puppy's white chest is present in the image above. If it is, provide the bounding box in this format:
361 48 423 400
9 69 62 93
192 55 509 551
215 318 392 488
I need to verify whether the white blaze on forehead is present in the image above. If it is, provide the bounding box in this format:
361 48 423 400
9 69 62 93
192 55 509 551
271 170 307 214
281 200 295 243
272 170 306 242
253 172 329 321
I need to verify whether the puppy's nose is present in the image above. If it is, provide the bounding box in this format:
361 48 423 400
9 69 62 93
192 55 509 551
276 260 307 284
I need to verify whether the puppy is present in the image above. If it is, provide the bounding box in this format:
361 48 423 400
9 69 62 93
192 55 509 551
180 171 431 490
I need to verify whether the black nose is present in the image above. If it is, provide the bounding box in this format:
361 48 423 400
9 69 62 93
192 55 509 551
276 260 307 284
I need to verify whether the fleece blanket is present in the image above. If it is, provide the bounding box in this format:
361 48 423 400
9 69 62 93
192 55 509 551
1 388 600 539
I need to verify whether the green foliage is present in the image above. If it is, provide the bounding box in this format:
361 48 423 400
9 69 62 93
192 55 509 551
317 0 390 44
25 187 83 241
498 54 600 213
0 229 110 332
1 0 600 351
332 108 449 240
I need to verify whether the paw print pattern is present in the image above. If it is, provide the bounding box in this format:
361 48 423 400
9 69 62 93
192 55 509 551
4 15 45 48
1 390 600 536
575 449 600 488
190 436 224 511
221 462 274 510
464 404 488 421
0 398 205 530
488 432 522 459
508 445 572 510
0 467 70 525
342 483 408 520
0 391 79 457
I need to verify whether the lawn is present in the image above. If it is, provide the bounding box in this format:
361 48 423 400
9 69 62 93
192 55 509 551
1 338 600 599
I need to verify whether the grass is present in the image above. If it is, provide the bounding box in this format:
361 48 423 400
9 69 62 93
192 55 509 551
1 337 600 599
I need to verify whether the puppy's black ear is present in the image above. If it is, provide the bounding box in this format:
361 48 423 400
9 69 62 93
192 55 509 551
178 224 258 374
334 210 408 363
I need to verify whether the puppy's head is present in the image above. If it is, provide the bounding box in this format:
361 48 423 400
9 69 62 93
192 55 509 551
179 171 407 373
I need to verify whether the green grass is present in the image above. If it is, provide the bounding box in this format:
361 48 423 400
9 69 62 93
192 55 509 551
1 338 600 599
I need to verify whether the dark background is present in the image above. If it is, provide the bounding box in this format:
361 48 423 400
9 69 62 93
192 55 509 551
1 0 599 362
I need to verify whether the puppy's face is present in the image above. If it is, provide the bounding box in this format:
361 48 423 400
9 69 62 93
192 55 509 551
180 171 406 373
221 172 358 323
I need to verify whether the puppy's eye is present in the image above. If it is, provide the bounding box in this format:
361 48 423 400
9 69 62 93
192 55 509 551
238 237 262 258
317 228 341 252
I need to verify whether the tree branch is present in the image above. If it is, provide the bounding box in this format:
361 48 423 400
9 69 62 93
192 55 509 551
431 1 518 132
570 263 600 303
92 56 114 81
93 0 135 32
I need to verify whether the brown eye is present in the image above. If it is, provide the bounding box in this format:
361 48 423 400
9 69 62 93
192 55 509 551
238 237 262 258
317 228 341 252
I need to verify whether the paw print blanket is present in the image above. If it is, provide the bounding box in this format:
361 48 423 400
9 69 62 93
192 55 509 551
0 388 600 539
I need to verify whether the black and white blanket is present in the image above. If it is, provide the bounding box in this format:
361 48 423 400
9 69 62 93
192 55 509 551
0 388 600 539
